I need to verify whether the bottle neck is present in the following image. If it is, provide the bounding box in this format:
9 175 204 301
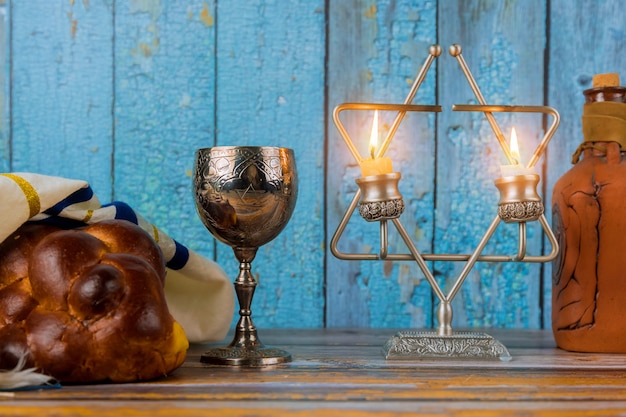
580 141 623 165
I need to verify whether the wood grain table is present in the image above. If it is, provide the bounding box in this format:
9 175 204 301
1 329 625 416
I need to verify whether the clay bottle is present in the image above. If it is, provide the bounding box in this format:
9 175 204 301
552 73 626 352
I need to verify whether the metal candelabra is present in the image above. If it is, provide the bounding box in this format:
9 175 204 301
330 44 560 361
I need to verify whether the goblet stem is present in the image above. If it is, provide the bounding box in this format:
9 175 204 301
200 247 292 366
231 254 262 349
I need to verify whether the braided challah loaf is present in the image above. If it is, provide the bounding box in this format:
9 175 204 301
0 219 188 382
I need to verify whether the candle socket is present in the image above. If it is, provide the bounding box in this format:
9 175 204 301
356 173 404 222
494 174 544 223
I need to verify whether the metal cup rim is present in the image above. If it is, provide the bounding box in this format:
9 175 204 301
195 145 295 154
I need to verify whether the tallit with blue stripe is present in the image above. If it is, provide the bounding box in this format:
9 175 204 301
0 173 234 343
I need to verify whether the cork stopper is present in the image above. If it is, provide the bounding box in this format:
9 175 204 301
593 73 620 88
584 73 626 103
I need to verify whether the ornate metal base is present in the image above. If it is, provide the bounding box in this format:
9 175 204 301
383 331 511 361
201 346 292 366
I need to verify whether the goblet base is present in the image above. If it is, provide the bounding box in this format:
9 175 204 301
200 346 292 366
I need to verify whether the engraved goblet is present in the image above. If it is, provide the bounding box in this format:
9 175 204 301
193 146 297 366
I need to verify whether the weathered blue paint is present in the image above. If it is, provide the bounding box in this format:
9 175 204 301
326 0 437 328
113 0 218 267
435 0 547 329
215 0 326 328
10 0 114 198
2 0 625 330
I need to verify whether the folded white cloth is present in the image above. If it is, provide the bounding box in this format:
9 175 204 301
0 172 234 343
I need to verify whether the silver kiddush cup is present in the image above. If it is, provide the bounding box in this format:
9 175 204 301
193 146 298 366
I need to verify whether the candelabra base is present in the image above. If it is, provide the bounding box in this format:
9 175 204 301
383 331 512 361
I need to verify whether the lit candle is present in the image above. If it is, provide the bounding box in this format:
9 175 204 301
500 127 533 178
360 110 393 177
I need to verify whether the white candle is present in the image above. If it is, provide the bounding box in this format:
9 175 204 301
360 110 393 177
500 127 533 177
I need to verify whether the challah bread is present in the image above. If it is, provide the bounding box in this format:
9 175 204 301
0 219 188 383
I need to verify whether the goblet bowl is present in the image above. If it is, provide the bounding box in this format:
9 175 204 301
195 146 297 248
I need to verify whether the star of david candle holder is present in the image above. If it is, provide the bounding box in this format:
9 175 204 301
331 44 560 361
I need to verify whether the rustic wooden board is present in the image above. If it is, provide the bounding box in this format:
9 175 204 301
326 0 437 328
544 0 626 328
2 402 626 417
435 0 547 329
9 0 114 197
214 0 326 327
1 330 626 417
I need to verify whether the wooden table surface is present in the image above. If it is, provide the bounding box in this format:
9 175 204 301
1 328 626 416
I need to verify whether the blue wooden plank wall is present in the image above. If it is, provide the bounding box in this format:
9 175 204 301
1 0 625 331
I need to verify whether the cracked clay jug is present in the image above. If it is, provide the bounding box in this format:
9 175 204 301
552 73 626 352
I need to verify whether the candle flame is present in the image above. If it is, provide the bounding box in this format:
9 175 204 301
510 127 521 164
369 110 379 159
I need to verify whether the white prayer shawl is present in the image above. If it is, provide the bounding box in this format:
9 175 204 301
0 173 234 345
